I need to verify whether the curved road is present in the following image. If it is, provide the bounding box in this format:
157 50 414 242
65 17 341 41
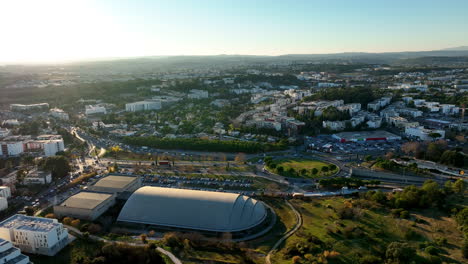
64 225 182 264
265 200 302 264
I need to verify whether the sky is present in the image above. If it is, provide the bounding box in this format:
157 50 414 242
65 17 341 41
1 0 468 63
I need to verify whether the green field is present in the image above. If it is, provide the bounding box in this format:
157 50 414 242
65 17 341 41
271 198 466 264
267 158 338 178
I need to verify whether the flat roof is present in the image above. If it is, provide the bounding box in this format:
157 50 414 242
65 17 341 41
334 130 400 140
92 175 138 190
0 214 60 232
58 192 113 210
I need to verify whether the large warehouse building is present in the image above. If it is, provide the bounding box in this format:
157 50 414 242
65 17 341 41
332 130 401 143
117 187 268 236
88 174 141 198
54 192 116 220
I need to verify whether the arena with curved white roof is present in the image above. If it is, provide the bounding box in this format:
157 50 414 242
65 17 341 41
117 186 268 234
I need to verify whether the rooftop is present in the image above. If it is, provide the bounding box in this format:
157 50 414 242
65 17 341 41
58 191 113 210
92 175 138 190
0 214 61 232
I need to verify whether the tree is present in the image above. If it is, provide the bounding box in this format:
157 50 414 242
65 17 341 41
140 234 147 243
88 224 102 234
277 166 284 174
41 155 71 179
45 213 56 219
71 219 81 227
453 179 466 194
311 168 318 175
62 217 73 225
25 206 34 216
329 164 337 171
385 242 415 263
428 132 442 139
321 166 329 173
234 153 246 163
300 168 307 176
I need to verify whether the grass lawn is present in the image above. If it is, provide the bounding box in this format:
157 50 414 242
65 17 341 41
270 158 338 178
271 198 465 264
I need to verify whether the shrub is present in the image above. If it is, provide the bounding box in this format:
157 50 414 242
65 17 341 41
434 237 447 246
88 224 102 234
425 246 438 255
400 210 410 219
359 255 381 264
291 256 301 264
71 219 81 228
62 217 73 225
45 213 56 219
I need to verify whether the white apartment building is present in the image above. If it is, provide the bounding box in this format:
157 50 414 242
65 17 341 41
23 170 52 185
0 238 30 264
0 128 11 138
188 89 209 99
405 126 445 141
367 101 381 111
2 120 20 126
0 215 69 256
10 103 49 112
85 105 106 115
0 198 7 211
366 116 382 128
125 100 161 112
49 108 69 120
0 186 11 199
0 141 24 156
323 120 346 131
440 104 460 115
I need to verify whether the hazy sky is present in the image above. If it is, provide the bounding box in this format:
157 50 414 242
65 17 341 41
1 0 468 63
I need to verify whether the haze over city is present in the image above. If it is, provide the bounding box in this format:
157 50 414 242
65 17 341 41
0 1 467 264
1 0 468 63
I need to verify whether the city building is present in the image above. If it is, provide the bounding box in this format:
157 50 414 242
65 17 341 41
117 187 268 235
405 126 445 140
125 100 161 112
188 89 209 99
1 120 20 127
0 186 11 199
49 108 69 120
0 140 24 157
54 192 116 221
0 238 30 264
0 214 69 256
10 103 49 112
22 170 52 185
0 128 11 138
0 198 7 211
87 174 141 198
332 131 401 142
85 105 106 115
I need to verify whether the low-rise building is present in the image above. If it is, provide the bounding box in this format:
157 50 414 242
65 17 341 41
10 103 49 112
188 89 209 99
125 100 161 112
49 108 69 120
0 186 11 199
54 192 116 221
0 238 30 264
405 126 445 140
22 170 52 185
0 214 69 256
0 198 7 211
85 105 106 115
87 174 141 198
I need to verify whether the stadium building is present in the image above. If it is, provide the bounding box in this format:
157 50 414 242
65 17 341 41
117 187 269 238
332 130 401 143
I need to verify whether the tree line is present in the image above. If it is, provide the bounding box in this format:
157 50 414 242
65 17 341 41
123 136 287 153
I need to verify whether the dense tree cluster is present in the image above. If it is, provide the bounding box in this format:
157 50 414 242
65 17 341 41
124 136 287 153
319 177 380 188
401 140 466 168
39 155 71 179
73 242 164 264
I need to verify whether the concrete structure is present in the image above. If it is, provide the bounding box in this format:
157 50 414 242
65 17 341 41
118 187 267 234
0 238 30 264
49 108 69 120
405 126 445 140
125 100 161 112
332 131 401 142
88 174 141 197
22 170 52 185
0 186 11 199
85 105 106 115
188 89 209 99
10 103 49 112
54 192 116 221
0 215 69 256
0 128 11 138
0 198 7 212
0 141 23 157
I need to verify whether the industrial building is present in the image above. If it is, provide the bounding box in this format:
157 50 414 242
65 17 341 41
0 238 30 264
0 215 69 256
54 192 116 220
332 130 401 143
117 187 268 235
88 174 141 197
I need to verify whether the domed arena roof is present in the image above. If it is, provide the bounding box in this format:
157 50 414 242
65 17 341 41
117 186 267 232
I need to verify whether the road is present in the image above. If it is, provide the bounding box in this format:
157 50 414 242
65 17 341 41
265 200 302 264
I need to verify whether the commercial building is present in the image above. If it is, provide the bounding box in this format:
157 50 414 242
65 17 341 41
49 108 69 120
125 100 161 112
117 186 268 235
0 238 30 264
0 215 69 256
54 192 116 221
332 131 401 142
404 126 445 140
88 174 141 198
10 103 49 112
85 105 107 115
22 170 52 185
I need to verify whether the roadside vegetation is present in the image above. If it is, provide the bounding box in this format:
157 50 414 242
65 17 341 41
264 157 338 179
